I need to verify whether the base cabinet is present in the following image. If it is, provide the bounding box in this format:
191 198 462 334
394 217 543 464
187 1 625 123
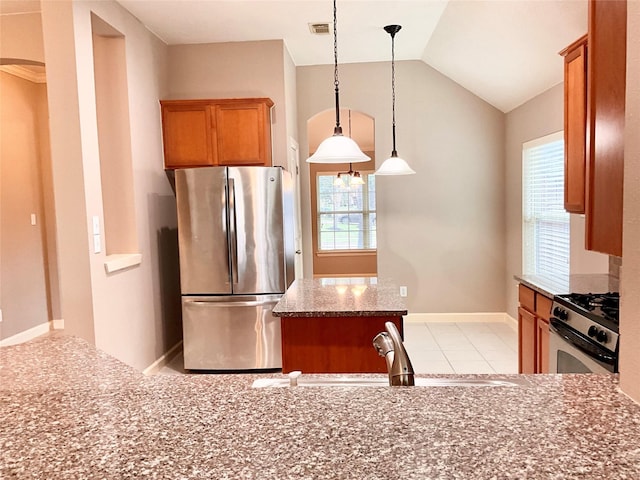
518 284 551 374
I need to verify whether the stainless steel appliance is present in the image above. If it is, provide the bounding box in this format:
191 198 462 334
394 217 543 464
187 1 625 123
549 292 619 373
175 166 294 370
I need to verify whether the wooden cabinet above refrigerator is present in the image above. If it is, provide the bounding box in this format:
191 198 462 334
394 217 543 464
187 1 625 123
161 98 274 169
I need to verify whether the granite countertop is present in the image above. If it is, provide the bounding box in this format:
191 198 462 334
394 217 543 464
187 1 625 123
273 277 408 317
3 336 640 479
514 273 619 298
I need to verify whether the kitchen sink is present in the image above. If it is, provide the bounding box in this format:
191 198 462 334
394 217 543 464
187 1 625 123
251 375 526 388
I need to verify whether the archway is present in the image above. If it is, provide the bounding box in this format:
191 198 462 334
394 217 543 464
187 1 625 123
307 108 377 277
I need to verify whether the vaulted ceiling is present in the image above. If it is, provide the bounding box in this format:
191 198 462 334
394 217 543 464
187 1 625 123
115 0 588 112
1 0 589 112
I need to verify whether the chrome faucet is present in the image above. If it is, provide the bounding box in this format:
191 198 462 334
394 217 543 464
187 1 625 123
372 321 415 386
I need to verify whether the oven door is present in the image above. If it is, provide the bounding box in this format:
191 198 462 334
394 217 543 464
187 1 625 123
549 319 616 374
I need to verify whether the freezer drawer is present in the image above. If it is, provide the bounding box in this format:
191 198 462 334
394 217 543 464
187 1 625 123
182 295 282 370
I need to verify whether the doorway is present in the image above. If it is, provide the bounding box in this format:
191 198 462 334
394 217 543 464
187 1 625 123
0 61 59 342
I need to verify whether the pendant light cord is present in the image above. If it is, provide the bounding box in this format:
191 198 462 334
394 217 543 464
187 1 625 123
333 0 342 135
390 28 397 156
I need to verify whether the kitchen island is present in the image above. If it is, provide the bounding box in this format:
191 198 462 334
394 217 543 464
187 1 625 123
2 335 640 479
272 277 408 374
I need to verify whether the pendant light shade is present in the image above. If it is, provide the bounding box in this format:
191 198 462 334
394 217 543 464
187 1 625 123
308 134 370 164
375 24 416 176
375 154 415 175
307 0 370 164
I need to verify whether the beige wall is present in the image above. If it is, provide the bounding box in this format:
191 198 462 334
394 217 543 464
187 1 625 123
167 40 289 169
298 60 506 313
504 83 608 319
40 0 179 370
0 72 50 339
0 12 44 63
620 1 640 402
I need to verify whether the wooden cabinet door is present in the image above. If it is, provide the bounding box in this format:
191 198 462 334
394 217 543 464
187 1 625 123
214 101 272 166
561 35 588 214
536 317 550 374
518 307 536 374
161 103 215 168
585 0 626 256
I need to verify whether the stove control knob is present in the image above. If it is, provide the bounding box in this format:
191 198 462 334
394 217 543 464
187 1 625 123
588 325 598 338
554 307 569 321
597 330 608 343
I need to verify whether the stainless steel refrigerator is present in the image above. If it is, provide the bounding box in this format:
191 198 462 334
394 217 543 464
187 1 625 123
175 166 294 370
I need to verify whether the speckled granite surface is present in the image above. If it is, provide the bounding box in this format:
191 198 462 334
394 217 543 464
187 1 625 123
515 273 619 298
3 335 640 479
273 277 408 317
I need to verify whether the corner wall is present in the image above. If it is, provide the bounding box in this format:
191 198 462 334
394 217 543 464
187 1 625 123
620 0 640 401
41 0 179 370
297 60 506 313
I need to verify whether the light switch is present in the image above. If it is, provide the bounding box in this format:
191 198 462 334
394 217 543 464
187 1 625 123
93 234 102 254
92 216 100 235
30 214 36 226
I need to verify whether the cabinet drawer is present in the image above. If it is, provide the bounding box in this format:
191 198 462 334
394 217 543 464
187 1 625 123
535 294 553 321
518 284 536 312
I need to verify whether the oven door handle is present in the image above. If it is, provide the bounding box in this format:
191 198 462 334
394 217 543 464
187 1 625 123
550 319 616 367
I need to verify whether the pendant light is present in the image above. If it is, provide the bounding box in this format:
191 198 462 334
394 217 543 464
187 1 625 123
375 25 416 176
307 0 370 164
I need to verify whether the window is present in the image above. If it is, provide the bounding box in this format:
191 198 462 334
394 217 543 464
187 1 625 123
317 172 376 251
522 131 570 280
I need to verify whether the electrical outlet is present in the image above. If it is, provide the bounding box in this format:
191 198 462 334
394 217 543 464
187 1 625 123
399 286 408 297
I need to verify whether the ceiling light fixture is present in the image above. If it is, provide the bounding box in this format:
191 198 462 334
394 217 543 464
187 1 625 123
307 0 370 164
375 25 416 176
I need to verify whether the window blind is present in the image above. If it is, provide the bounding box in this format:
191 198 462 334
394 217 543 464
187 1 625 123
522 132 570 280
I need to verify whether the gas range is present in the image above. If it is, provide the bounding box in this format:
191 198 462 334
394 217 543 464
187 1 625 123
551 292 619 371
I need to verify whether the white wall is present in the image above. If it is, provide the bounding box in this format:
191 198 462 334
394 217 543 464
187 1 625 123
297 60 506 313
166 40 289 168
620 0 640 402
41 0 179 370
504 83 608 319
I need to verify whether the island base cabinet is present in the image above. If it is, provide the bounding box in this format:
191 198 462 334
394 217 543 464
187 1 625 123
280 316 403 374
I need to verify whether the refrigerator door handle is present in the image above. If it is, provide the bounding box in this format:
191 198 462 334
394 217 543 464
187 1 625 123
186 300 271 308
229 178 239 285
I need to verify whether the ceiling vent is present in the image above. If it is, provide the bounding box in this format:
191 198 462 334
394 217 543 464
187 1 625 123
309 23 330 35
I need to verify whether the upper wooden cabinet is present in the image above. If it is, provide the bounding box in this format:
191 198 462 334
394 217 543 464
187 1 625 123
560 0 626 257
585 0 626 257
559 34 588 214
161 98 273 169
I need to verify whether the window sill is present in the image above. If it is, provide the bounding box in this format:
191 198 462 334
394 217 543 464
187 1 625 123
104 253 142 274
316 250 376 257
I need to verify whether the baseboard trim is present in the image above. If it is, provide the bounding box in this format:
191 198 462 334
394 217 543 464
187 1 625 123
143 341 183 376
52 319 64 330
504 313 518 331
0 321 51 347
405 312 517 330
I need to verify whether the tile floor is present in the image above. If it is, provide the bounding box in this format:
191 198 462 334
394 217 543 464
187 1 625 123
157 321 518 375
403 321 518 375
